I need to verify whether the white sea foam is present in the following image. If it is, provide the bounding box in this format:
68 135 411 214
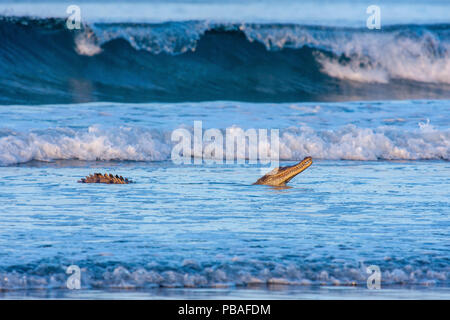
314 33 450 84
0 126 172 165
242 24 450 84
0 123 448 166
77 21 210 56
0 261 447 290
74 32 102 56
278 124 449 160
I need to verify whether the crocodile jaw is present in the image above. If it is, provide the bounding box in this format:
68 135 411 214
254 157 312 186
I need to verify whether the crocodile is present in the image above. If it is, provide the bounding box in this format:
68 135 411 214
78 173 133 184
253 156 312 186
78 157 312 186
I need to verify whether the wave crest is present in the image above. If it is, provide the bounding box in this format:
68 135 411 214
82 21 450 85
1 123 448 166
0 17 449 103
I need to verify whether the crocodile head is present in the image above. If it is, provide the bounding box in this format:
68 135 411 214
254 156 312 186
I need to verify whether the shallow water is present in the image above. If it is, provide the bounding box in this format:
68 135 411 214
0 99 449 298
0 158 448 296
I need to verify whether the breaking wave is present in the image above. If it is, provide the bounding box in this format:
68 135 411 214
0 16 449 104
0 122 448 166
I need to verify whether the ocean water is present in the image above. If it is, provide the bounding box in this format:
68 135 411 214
0 0 449 299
